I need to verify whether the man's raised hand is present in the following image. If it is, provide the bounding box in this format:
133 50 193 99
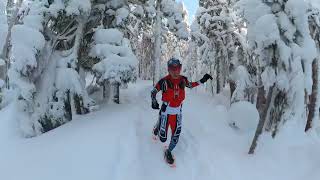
200 74 213 83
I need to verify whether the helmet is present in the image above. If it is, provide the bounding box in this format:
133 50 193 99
167 58 182 69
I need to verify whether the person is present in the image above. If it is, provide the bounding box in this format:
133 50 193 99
151 57 212 165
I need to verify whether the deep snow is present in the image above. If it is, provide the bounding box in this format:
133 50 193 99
0 80 320 180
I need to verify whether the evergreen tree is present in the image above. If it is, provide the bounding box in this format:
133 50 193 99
237 0 317 153
78 0 139 104
194 0 246 96
7 0 95 136
305 3 320 132
0 1 7 88
151 0 189 83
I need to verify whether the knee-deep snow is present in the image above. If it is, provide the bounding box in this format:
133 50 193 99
0 80 320 180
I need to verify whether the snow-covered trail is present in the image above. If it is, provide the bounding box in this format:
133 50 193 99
1 80 320 180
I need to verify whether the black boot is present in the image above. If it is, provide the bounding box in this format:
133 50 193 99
153 120 160 136
153 127 158 136
164 149 174 165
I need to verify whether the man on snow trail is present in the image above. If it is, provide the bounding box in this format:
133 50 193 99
151 57 212 166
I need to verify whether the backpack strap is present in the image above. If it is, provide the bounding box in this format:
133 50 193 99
158 78 166 92
166 79 174 89
179 76 188 89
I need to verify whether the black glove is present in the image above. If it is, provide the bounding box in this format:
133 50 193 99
200 73 213 83
152 99 160 109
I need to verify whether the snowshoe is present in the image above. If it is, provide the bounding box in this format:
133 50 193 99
164 149 176 168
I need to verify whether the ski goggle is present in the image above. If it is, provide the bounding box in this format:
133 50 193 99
168 64 182 72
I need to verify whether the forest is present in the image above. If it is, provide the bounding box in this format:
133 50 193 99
0 0 320 179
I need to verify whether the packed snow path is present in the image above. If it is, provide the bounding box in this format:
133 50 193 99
1 80 320 180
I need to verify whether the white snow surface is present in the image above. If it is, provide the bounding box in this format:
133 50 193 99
229 101 259 131
0 80 320 180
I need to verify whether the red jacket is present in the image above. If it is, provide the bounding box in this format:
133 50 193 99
152 75 200 107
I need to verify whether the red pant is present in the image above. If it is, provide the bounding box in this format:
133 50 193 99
166 114 177 136
155 109 182 152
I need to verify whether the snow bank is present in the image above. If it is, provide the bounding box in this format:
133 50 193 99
228 101 259 131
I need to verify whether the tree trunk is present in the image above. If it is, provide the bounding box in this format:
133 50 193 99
216 57 221 94
209 64 214 95
269 89 287 138
113 82 120 104
153 0 162 84
305 58 319 132
74 94 89 114
64 90 72 121
6 0 14 20
229 80 236 101
248 85 275 154
0 64 5 81
72 20 90 114
0 0 23 88
103 80 111 102
256 86 266 115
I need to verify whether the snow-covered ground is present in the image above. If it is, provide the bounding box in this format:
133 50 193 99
0 80 320 180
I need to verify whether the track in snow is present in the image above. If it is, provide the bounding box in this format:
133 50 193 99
0 80 320 180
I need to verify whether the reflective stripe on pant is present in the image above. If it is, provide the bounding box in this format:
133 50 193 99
157 112 182 152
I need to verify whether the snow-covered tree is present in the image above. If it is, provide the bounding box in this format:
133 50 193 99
161 30 189 76
237 0 317 153
151 0 189 83
136 32 154 79
305 2 320 132
195 0 247 97
8 0 48 136
77 0 138 104
0 0 24 90
7 0 95 136
0 1 8 88
185 20 207 84
91 0 189 82
39 0 94 131
77 0 149 81
90 28 138 103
